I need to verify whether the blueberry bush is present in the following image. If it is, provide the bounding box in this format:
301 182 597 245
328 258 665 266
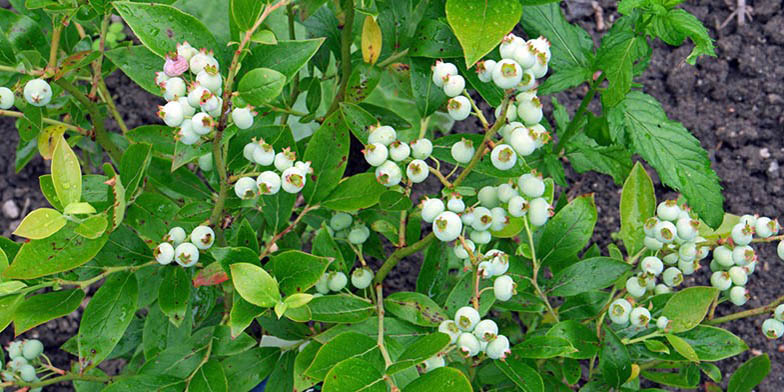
0 0 780 391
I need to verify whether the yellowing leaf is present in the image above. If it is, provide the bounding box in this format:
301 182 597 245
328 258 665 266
37 125 66 160
13 208 66 240
361 15 382 65
51 135 82 207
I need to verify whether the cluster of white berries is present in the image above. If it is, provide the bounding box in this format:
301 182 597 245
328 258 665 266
235 142 312 198
2 339 44 389
314 266 374 294
154 42 255 146
761 304 784 339
153 225 214 267
0 78 53 110
438 307 511 360
327 212 370 245
363 125 433 186
608 298 665 330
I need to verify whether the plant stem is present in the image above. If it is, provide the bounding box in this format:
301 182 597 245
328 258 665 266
0 109 90 135
705 294 784 325
259 204 318 260
280 3 301 126
524 218 559 323
325 0 354 117
97 78 129 134
622 330 662 345
375 284 393 367
452 95 510 187
428 167 453 187
185 338 214 385
55 261 157 289
13 373 114 389
46 16 65 73
374 233 435 284
553 74 605 155
463 90 489 130
376 48 409 68
89 13 110 99
55 78 123 162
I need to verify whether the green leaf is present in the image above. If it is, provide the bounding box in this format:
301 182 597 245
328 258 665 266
113 1 219 59
268 250 330 297
212 326 256 356
158 267 191 327
3 223 109 279
596 19 650 107
728 354 770 392
537 194 598 272
230 263 281 308
445 0 522 68
221 347 279 392
644 339 670 355
52 135 82 207
105 46 162 96
521 3 594 72
0 9 47 58
512 336 577 359
63 202 96 215
229 0 263 31
0 30 16 65
608 91 723 228
305 331 383 380
0 294 22 334
409 19 462 58
496 358 545 392
12 208 66 239
244 38 325 81
641 366 700 389
647 9 715 65
548 257 632 297
127 125 177 154
229 293 264 338
322 357 386 392
302 110 350 203
385 291 448 327
620 162 656 256
415 240 447 297
12 289 84 335
661 286 718 333
237 67 286 105
79 272 139 368
387 333 450 374
124 192 179 242
600 328 631 388
444 272 495 317
261 191 297 232
74 214 109 239
666 334 699 362
546 320 600 359
345 63 381 103
101 375 184 392
321 173 386 211
409 56 448 118
678 325 747 361
308 294 374 323
139 329 213 377
120 143 153 199
566 134 633 184
378 190 413 211
188 360 228 392
403 366 473 392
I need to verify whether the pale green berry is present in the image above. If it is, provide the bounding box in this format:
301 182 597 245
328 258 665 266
0 87 14 109
410 138 433 159
256 171 281 195
516 95 543 126
471 206 493 231
363 143 388 166
644 236 663 251
626 277 646 298
191 226 215 250
662 267 683 287
774 304 784 322
457 332 481 357
509 125 536 156
447 95 471 121
729 266 748 286
315 273 330 294
490 207 507 232
443 74 465 97
473 319 498 342
234 177 258 199
656 200 680 221
487 249 509 276
351 268 373 289
731 223 753 246
9 356 27 370
327 271 348 292
348 225 370 244
388 141 411 162
330 212 353 231
679 242 697 262
274 149 296 171
656 317 669 330
662 252 678 265
454 239 475 259
198 153 213 171
762 318 784 339
508 195 528 218
739 214 757 227
518 172 544 198
778 240 784 261
609 299 632 324
374 160 402 187
281 167 307 193
406 159 429 183
641 256 664 276
421 198 445 223
477 261 493 279
438 320 460 344
154 242 175 265
433 211 462 242
499 34 524 59
756 217 779 238
654 284 671 295
470 229 491 244
732 245 755 266
18 363 36 382
485 335 510 360
478 186 499 208
710 271 732 291
191 112 214 135
630 307 651 327
675 217 699 241
451 139 475 164
492 59 523 89
528 197 550 227
493 275 516 301
455 306 480 331
422 355 445 373
7 341 22 359
368 125 396 146
432 61 457 87
476 60 496 83
643 217 660 237
490 144 517 171
23 78 52 107
447 194 466 213
678 258 696 275
729 286 749 306
714 245 734 267
654 221 677 244
174 242 199 267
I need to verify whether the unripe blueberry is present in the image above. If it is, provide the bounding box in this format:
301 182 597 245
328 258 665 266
486 249 509 276
679 242 697 262
24 78 52 106
447 194 465 213
455 306 480 331
174 120 200 143
739 214 758 227
295 161 313 176
461 208 475 226
410 138 433 159
231 106 255 130
454 239 475 259
516 96 543 126
496 184 516 204
490 144 517 170
375 160 402 187
158 101 185 127
513 41 537 69
744 261 757 275
200 92 221 114
508 196 529 217
330 212 353 231
438 320 461 344
643 217 660 237
509 126 536 156
729 286 749 306
348 225 370 244
499 34 525 59
495 103 517 122
234 176 258 199
630 307 651 327
678 257 696 275
161 77 186 101
530 123 550 148
470 229 491 244
196 67 222 93
442 74 465 97
656 316 670 330
388 141 411 162
451 138 475 164
447 95 471 121
710 271 732 291
654 220 677 244
155 71 170 86
654 284 671 295
485 335 510 360
432 61 457 87
490 207 507 232
7 341 22 359
457 332 481 357
405 159 429 183
499 121 522 140
433 211 462 242
198 153 213 171
0 87 14 109
187 84 209 107
351 268 373 289
256 171 282 195
756 217 779 238
476 60 496 83
0 370 12 382
531 58 548 78
515 69 536 92
154 242 175 265
421 198 446 223
731 223 753 246
471 206 493 231
729 266 748 286
176 41 198 61
175 242 199 267
477 186 499 208
167 227 187 245
778 240 784 261
626 276 646 298
656 200 680 221
519 172 545 198
492 59 523 89
762 318 784 339
9 356 27 370
191 112 214 135
493 275 516 301
19 363 36 382
274 149 296 171
609 298 632 324
252 142 275 166
714 245 734 267
528 197 551 227
327 271 348 292
641 256 664 276
775 304 784 322
644 236 663 251
191 225 215 250
529 36 552 63
363 143 388 167
732 245 755 266
662 252 678 265
675 218 699 241
422 355 445 373
315 273 330 294
21 339 43 361
189 49 219 75
473 319 498 342
281 167 306 193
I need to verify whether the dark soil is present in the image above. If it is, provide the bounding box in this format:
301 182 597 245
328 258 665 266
2 0 784 390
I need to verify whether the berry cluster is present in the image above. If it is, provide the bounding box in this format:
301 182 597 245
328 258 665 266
153 225 215 267
312 213 374 294
0 78 54 110
154 42 256 146
327 212 370 245
608 298 669 330
438 306 511 360
2 339 44 390
235 143 312 198
762 305 784 339
363 126 433 186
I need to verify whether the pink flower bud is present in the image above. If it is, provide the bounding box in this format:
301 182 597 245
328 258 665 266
164 53 188 77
